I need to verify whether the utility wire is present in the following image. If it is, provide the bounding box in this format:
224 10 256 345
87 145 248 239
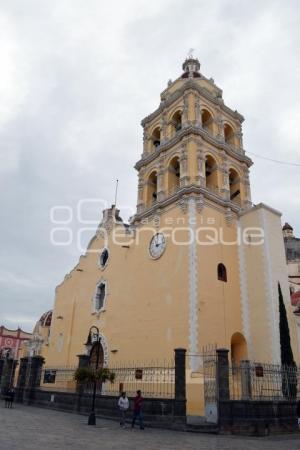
247 151 300 167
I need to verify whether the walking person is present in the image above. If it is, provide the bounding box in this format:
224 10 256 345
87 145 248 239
118 391 129 428
297 399 300 429
4 388 10 408
8 387 15 408
131 390 144 430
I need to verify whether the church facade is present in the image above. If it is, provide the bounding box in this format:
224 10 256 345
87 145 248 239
39 58 299 412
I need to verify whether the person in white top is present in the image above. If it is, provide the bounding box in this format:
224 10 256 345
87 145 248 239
118 392 129 428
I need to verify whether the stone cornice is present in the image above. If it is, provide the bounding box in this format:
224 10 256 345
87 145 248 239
134 125 252 170
133 184 242 223
141 79 244 127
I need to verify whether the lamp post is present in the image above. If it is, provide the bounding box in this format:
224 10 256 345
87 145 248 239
85 326 101 426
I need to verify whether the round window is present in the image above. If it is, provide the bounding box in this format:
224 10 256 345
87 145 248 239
99 248 109 269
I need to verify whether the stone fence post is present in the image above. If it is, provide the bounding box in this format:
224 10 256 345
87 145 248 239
0 358 18 394
75 354 90 412
0 359 5 388
174 348 186 424
23 356 44 405
16 357 29 402
216 348 229 401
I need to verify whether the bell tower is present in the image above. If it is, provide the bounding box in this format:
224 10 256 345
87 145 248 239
134 57 253 221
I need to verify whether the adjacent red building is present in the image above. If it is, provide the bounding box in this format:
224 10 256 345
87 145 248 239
0 326 32 360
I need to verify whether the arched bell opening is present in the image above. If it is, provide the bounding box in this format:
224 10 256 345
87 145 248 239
229 168 241 205
205 155 219 192
201 109 214 134
146 171 158 207
167 156 180 195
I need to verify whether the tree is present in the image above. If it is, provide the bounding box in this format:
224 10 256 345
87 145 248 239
74 367 115 385
278 282 297 398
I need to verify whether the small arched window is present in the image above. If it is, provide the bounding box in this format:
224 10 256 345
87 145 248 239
217 263 227 282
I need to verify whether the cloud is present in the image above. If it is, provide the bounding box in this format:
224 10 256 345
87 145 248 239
0 0 299 331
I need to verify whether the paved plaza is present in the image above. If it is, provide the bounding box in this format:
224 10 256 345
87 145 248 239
1 404 300 450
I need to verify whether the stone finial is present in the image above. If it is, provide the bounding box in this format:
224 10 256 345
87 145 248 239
282 222 294 239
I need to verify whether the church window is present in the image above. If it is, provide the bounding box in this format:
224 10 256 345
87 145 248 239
99 248 109 269
95 282 106 312
217 263 227 282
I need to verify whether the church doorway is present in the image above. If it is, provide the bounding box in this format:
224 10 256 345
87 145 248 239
230 332 247 364
89 342 104 370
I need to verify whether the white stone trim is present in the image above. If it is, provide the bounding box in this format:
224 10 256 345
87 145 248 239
188 197 199 371
99 332 109 367
93 279 108 313
237 220 252 358
259 208 280 363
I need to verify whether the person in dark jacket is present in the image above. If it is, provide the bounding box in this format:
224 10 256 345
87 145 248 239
131 390 144 429
8 388 15 408
4 388 10 408
296 399 300 429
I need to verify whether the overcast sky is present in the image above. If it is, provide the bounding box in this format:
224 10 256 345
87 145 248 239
0 0 299 332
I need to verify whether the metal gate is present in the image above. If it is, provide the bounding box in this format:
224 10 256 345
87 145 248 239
203 347 218 423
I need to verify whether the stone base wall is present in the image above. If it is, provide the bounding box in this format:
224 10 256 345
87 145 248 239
17 388 186 429
219 400 298 435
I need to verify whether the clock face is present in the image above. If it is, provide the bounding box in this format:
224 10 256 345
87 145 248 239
149 233 166 259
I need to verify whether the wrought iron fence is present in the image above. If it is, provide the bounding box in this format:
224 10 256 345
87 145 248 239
229 361 299 401
40 361 175 398
97 362 174 398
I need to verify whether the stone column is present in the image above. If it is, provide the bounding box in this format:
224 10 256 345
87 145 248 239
160 112 168 144
216 348 230 401
142 126 150 156
194 95 201 127
179 143 189 187
157 160 165 202
220 162 230 201
235 129 244 150
242 170 252 208
23 356 44 405
196 145 205 187
137 174 145 214
174 348 186 422
182 94 189 129
216 114 224 142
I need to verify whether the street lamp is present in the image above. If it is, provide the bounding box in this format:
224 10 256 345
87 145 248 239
85 325 101 426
